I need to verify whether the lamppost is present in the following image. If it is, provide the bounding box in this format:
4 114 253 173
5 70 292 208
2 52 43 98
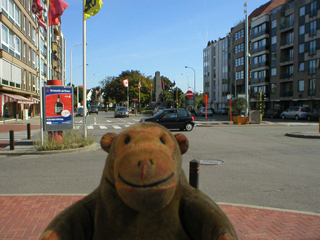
181 73 189 90
185 66 196 110
70 43 82 86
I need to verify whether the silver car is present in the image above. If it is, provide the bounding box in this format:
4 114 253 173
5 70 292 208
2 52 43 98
280 106 311 120
196 107 213 116
114 107 129 118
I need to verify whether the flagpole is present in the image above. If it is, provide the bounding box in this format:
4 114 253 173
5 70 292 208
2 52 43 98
127 80 129 109
83 1 87 138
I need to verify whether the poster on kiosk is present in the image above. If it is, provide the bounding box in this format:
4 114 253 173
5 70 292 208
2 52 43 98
43 86 73 131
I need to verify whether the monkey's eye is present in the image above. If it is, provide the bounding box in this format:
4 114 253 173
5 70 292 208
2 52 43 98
124 136 131 144
160 137 166 144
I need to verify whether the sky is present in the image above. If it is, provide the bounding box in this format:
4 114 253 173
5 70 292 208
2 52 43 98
61 0 268 93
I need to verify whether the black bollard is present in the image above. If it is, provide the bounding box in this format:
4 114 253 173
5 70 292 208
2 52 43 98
189 159 200 189
27 123 31 140
9 130 14 150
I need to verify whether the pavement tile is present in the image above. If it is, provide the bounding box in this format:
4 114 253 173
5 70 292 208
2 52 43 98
1 196 320 239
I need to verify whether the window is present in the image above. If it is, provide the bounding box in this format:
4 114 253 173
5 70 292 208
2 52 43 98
310 40 316 55
271 53 277 61
299 62 305 72
310 21 317 36
271 83 276 94
299 44 305 53
271 36 277 44
309 79 316 95
310 1 317 17
1 25 9 51
271 68 277 76
298 80 304 92
309 60 316 74
271 20 277 29
300 6 305 16
299 25 305 35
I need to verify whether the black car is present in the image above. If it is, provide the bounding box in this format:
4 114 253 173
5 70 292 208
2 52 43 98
89 105 99 114
307 107 320 121
263 109 281 119
140 108 195 131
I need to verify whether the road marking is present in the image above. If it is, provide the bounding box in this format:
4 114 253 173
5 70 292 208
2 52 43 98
87 126 94 130
74 126 80 129
100 126 108 129
113 125 121 129
106 120 112 123
124 125 130 128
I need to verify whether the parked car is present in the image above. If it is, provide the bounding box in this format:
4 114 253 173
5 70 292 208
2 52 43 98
216 107 229 115
280 106 311 120
114 107 129 118
196 107 213 116
75 107 88 117
89 105 99 114
140 108 195 131
263 109 281 119
307 107 320 121
153 106 166 115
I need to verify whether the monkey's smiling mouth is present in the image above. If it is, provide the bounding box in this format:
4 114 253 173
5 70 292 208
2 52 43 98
118 173 174 188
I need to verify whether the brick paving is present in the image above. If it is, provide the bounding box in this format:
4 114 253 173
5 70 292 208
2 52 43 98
1 195 320 240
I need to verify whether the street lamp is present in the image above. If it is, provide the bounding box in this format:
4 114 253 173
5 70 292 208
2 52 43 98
70 43 82 86
181 73 189 90
185 66 196 109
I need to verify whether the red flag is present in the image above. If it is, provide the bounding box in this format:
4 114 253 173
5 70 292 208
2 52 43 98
49 0 69 26
32 0 43 14
162 80 165 90
138 80 141 89
122 79 129 87
37 11 47 29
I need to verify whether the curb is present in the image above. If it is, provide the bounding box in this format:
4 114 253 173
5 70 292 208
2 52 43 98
0 142 100 156
285 132 320 139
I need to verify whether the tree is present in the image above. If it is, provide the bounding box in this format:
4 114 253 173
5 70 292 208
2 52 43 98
232 97 247 115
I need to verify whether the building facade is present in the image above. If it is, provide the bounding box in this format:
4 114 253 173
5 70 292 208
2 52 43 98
204 0 320 112
0 0 66 119
203 36 231 110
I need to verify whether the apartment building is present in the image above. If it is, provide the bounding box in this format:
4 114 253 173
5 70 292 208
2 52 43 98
203 36 231 110
204 0 320 112
0 0 66 119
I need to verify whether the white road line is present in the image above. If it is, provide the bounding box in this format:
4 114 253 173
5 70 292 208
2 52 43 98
124 125 130 128
113 125 122 129
106 120 112 123
100 126 108 129
87 126 94 130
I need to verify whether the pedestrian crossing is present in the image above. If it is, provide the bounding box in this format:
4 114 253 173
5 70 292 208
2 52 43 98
73 124 135 130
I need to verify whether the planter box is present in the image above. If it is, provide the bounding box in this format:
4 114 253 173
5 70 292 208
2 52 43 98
232 116 248 125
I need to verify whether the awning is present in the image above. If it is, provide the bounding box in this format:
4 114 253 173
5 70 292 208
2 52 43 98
29 97 40 104
1 93 33 104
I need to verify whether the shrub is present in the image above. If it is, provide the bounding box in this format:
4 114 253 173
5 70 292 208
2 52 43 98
231 97 247 116
34 130 95 151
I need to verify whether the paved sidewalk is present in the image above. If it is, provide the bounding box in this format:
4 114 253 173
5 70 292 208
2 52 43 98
0 195 320 240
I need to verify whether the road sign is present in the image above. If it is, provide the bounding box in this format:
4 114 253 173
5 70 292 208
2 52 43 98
186 90 194 99
227 94 233 100
133 97 138 102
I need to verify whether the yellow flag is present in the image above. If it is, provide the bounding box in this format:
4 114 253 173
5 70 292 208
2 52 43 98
84 0 103 20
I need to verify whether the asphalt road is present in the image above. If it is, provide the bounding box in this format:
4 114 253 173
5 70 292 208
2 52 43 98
0 112 319 214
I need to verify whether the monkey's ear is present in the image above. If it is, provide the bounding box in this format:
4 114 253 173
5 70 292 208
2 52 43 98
174 134 189 155
100 133 118 152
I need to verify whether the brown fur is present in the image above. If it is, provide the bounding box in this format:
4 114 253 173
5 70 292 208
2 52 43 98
40 122 238 240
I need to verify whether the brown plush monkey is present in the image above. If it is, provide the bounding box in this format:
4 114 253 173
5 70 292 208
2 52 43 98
40 122 238 240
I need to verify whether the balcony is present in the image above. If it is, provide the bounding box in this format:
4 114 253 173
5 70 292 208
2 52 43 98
280 73 293 79
280 20 294 30
251 45 268 54
280 91 293 97
251 61 268 69
308 89 316 96
280 55 294 62
280 37 294 46
251 29 269 39
250 77 268 84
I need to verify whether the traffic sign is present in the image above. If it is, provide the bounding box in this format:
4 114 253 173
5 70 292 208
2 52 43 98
186 90 194 99
133 97 138 102
227 94 233 100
